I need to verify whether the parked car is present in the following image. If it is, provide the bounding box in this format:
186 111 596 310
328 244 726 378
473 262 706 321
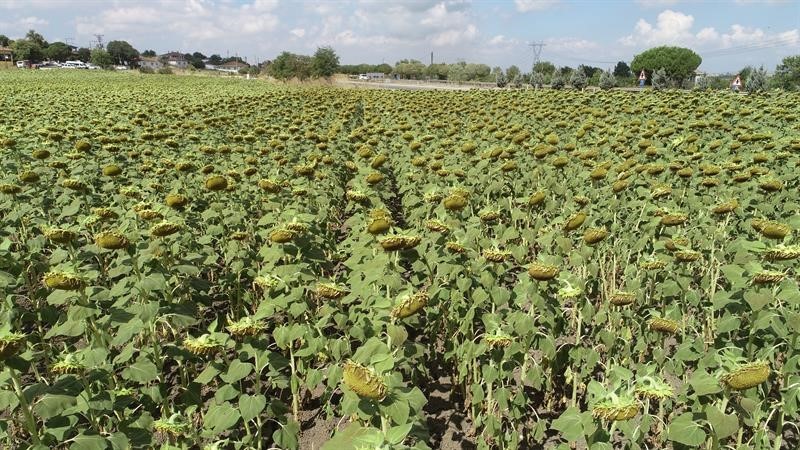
86 64 101 70
16 60 29 68
358 74 369 80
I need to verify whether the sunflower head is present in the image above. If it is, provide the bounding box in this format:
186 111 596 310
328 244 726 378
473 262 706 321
424 219 449 233
648 317 680 334
443 194 467 211
609 291 636 306
634 376 674 401
50 353 86 375
367 217 392 235
528 262 559 281
721 361 770 391
0 183 22 195
583 228 608 245
204 175 228 191
445 241 466 254
592 394 640 421
315 282 348 299
752 270 785 284
269 229 295 243
564 212 587 232
342 360 387 400
18 171 40 183
391 291 428 318
150 221 181 237
485 333 514 349
528 191 546 206
183 334 223 357
660 213 688 226
764 245 800 261
44 228 77 244
165 194 189 208
43 271 84 291
153 413 190 437
0 332 26 361
94 231 130 250
226 316 266 339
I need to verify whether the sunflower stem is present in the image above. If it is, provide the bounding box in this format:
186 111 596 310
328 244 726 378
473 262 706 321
9 367 41 445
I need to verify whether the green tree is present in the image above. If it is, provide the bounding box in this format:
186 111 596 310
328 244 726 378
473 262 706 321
578 64 601 79
494 67 507 87
45 42 72 62
142 49 156 57
613 61 631 78
269 52 312 80
530 72 545 88
90 48 114 69
76 47 91 62
394 59 425 79
0 35 10 47
12 39 43 62
506 65 521 81
771 55 799 90
426 63 448 80
208 54 223 65
25 29 47 48
106 40 139 65
551 71 565 89
651 67 668 90
533 61 556 76
631 46 701 86
311 46 339 78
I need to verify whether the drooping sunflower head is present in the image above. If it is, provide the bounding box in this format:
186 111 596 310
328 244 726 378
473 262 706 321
758 221 790 240
660 212 688 226
583 228 608 245
18 170 40 184
165 193 189 208
183 334 223 357
592 393 640 421
648 317 680 334
269 228 295 243
44 228 77 245
150 221 181 237
0 332 26 361
50 353 86 375
315 282 348 299
721 360 770 391
712 199 738 215
443 194 467 211
43 271 84 291
445 241 466 254
153 413 190 437
528 262 559 281
634 376 674 401
528 191 546 206
342 360 387 400
483 248 511 263
226 316 266 339
752 270 785 284
674 249 701 262
204 175 228 191
346 190 368 203
764 245 800 261
391 291 429 319
0 183 25 195
563 212 587 232
485 333 514 349
479 210 502 223
95 231 130 250
367 217 392 235
609 291 636 306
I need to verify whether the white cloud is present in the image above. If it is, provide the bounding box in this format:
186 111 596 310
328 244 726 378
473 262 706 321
514 0 560 12
546 37 600 52
620 9 695 46
621 9 800 53
290 28 306 38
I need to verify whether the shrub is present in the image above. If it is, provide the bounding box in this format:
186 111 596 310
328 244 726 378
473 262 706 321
530 72 545 89
550 72 565 90
746 66 768 93
570 69 588 90
495 70 507 88
652 68 668 90
599 70 616 90
157 67 174 75
139 66 155 74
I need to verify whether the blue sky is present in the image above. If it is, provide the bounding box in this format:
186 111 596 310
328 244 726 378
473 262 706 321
0 0 797 73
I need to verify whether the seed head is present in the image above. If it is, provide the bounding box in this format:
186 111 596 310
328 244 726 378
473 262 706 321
583 228 608 245
648 318 679 334
205 175 228 191
150 221 181 237
721 361 769 391
226 317 266 339
183 334 223 357
43 271 84 290
0 332 26 361
50 353 86 375
564 212 587 232
269 229 295 243
528 263 559 281
609 291 636 306
315 283 348 299
95 231 129 250
391 291 428 318
342 360 387 400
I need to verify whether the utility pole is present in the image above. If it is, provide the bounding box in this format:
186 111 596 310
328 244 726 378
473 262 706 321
529 41 545 72
94 34 104 49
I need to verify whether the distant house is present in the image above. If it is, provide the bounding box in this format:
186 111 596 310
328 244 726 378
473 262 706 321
693 70 707 85
160 52 188 69
139 57 163 70
216 60 249 73
0 47 12 62
365 72 385 80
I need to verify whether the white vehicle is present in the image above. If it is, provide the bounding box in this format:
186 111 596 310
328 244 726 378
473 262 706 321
62 61 88 69
358 74 369 80
114 65 129 71
16 60 28 68
86 64 101 70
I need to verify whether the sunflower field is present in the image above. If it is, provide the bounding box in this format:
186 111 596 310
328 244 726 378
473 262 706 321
0 71 799 450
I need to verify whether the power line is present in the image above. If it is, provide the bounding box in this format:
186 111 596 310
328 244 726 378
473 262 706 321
528 41 545 69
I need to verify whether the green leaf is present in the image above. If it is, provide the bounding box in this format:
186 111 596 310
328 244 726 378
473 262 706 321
220 360 253 384
551 406 585 442
34 394 77 420
689 370 722 396
386 423 413 445
273 418 300 450
121 358 159 384
203 402 241 435
705 404 739 439
239 394 267 422
69 432 107 450
667 412 707 447
743 290 771 311
321 423 372 450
